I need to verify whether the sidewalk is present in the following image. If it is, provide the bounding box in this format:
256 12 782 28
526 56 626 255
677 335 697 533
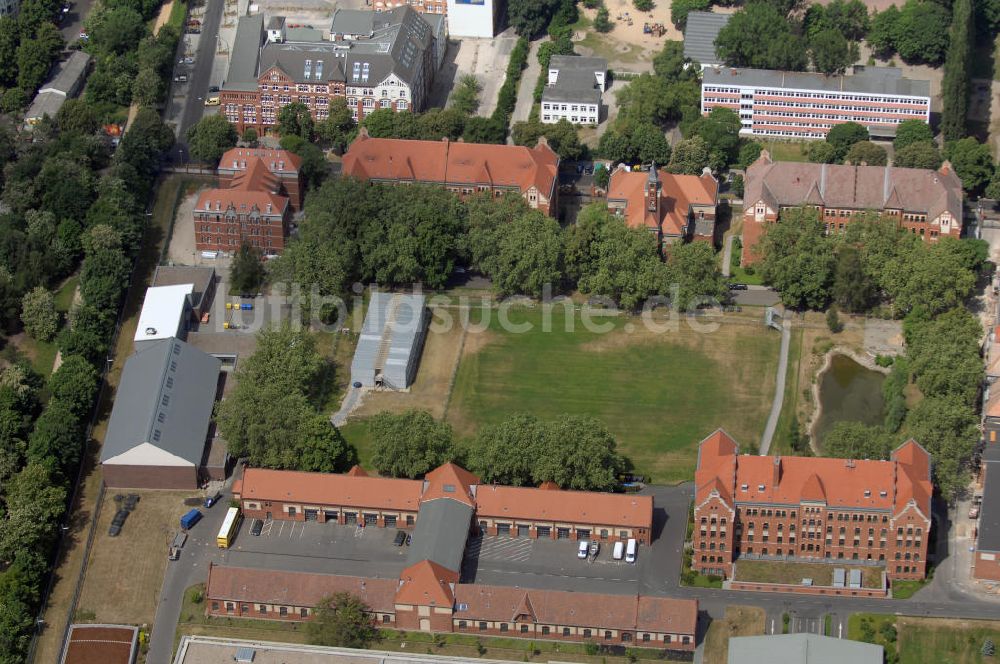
510 37 547 126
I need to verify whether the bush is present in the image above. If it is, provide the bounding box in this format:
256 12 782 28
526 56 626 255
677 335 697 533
634 0 654 9
826 307 842 333
875 354 894 367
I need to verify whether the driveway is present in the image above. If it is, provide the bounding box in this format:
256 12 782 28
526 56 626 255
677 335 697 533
511 37 547 126
732 286 781 307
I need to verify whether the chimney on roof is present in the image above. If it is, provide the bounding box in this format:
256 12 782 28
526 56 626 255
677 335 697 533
939 160 952 175
773 456 781 487
358 126 370 139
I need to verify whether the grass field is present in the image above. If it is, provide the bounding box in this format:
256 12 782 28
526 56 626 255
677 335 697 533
703 606 766 664
770 327 805 455
736 560 883 588
848 614 1000 664
446 307 780 484
760 141 808 162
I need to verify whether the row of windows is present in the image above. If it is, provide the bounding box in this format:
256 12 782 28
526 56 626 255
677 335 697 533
541 115 597 124
454 622 689 644
197 223 277 233
200 236 275 247
541 103 597 112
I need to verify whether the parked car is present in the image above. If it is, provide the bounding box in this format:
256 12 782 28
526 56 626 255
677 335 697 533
174 74 188 83
625 538 637 564
204 492 222 508
577 540 589 559
394 530 407 546
970 505 981 519
589 541 600 559
405 534 412 546
250 519 263 536
168 546 181 560
208 85 220 93
728 283 749 291
205 96 220 106
352 381 362 388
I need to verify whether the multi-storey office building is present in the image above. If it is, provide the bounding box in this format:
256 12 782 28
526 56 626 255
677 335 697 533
701 66 930 140
221 7 445 134
692 430 933 581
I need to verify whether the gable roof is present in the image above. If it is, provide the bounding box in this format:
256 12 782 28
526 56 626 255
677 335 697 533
238 467 424 511
744 151 963 222
395 560 458 607
475 484 652 528
405 496 473 573
542 55 606 105
343 133 560 199
421 462 479 506
682 11 731 67
101 338 221 466
607 166 718 237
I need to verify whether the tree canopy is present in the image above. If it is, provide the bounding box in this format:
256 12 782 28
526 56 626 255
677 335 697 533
368 410 455 479
758 208 835 309
186 115 238 165
715 3 807 71
306 593 379 649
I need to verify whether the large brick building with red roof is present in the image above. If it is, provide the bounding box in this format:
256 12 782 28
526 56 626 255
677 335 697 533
693 430 932 581
606 164 719 248
193 148 303 256
341 130 560 216
210 462 695 650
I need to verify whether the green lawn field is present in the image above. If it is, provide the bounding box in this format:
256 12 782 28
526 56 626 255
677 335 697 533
446 307 780 484
849 614 1000 664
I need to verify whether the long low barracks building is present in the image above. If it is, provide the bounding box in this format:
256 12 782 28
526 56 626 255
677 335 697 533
234 462 653 544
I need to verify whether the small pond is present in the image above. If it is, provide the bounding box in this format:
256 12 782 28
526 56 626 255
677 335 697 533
814 353 885 445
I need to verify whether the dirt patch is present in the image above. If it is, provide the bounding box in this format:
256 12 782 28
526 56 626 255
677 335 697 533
166 187 211 265
703 605 766 664
349 308 466 420
460 325 499 357
76 490 196 625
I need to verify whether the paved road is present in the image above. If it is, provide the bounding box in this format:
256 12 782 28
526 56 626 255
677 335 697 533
733 285 781 307
167 0 224 160
331 386 362 427
758 317 791 455
721 235 735 278
59 0 94 43
510 37 546 128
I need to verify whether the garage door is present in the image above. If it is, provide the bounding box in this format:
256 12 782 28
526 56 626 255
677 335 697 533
324 510 338 522
557 527 570 539
385 515 397 527
577 528 591 539
304 509 319 522
497 523 511 536
536 526 551 538
517 525 530 537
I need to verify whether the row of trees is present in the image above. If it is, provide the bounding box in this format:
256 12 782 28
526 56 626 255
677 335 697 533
0 0 65 112
274 177 727 319
367 410 628 491
868 0 952 66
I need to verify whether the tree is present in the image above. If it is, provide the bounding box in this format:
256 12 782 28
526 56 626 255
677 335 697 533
758 208 835 309
844 141 887 166
20 286 58 341
450 73 481 115
634 0 654 10
55 98 100 136
822 421 896 460
594 163 610 190
832 245 874 312
690 107 741 171
462 116 506 144
369 410 455 478
242 127 258 146
593 4 612 32
507 0 561 36
229 240 266 295
80 246 131 313
825 122 869 161
806 141 838 164
867 5 899 57
277 101 314 139
905 396 977 500
810 28 857 75
306 593 379 649
279 134 329 190
826 306 842 332
666 135 710 175
597 121 671 166
894 141 942 170
941 0 972 141
87 6 145 55
511 119 584 160
1 86 26 112
466 414 548 486
186 114 238 165
131 66 164 106
47 355 98 418
895 0 951 65
532 416 626 491
663 241 727 310
670 0 710 30
27 399 81 478
16 24 63 93
315 98 355 150
883 239 976 315
893 120 933 151
803 0 869 41
944 137 993 195
715 3 807 70
737 140 763 169
472 206 565 297
0 463 66 562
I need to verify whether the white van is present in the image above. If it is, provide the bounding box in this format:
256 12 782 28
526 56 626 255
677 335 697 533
577 540 589 559
625 538 637 563
612 540 624 560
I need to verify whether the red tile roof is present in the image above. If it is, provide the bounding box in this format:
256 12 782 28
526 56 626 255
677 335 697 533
206 563 398 612
219 147 302 175
453 584 697 635
695 431 932 517
607 166 718 237
238 467 424 512
197 148 300 220
62 625 137 664
421 462 479 506
394 560 458 607
475 484 653 528
342 132 559 199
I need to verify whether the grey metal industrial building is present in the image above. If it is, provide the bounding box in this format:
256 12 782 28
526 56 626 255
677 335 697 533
101 338 223 489
727 634 883 664
350 292 428 389
25 51 92 126
682 11 731 69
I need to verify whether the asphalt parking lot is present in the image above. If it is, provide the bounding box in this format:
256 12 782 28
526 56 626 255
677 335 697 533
221 519 411 579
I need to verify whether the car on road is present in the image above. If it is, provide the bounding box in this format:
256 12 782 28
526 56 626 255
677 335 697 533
208 85 220 93
250 519 263 536
728 283 749 291
78 31 88 40
174 74 188 83
589 541 600 559
168 546 181 560
204 492 221 508
205 96 220 106
352 381 362 388
394 530 407 546
577 540 589 559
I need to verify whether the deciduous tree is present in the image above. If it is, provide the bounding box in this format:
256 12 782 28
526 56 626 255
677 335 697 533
306 593 379 649
758 207 835 309
20 286 58 341
186 114 238 165
844 141 887 166
369 410 455 479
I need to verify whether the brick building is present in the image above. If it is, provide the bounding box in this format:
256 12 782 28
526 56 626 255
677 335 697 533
220 8 445 134
235 462 653 544
974 443 1000 580
341 130 561 216
741 151 963 264
692 430 933 581
204 564 697 649
606 164 719 248
701 66 930 140
193 148 302 255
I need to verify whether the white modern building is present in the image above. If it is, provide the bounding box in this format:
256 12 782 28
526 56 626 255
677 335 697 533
540 55 607 125
445 0 498 38
701 66 931 139
134 284 195 351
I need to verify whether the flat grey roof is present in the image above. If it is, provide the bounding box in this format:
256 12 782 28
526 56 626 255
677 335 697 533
405 498 473 574
152 265 215 309
703 66 931 98
979 457 1000 551
25 91 66 121
102 338 221 466
225 14 265 91
683 11 731 66
330 8 374 36
542 55 605 105
728 634 883 664
40 50 91 95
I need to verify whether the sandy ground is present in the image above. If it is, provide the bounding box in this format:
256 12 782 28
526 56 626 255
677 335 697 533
76 491 198 625
434 32 517 117
599 0 682 43
167 188 222 266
